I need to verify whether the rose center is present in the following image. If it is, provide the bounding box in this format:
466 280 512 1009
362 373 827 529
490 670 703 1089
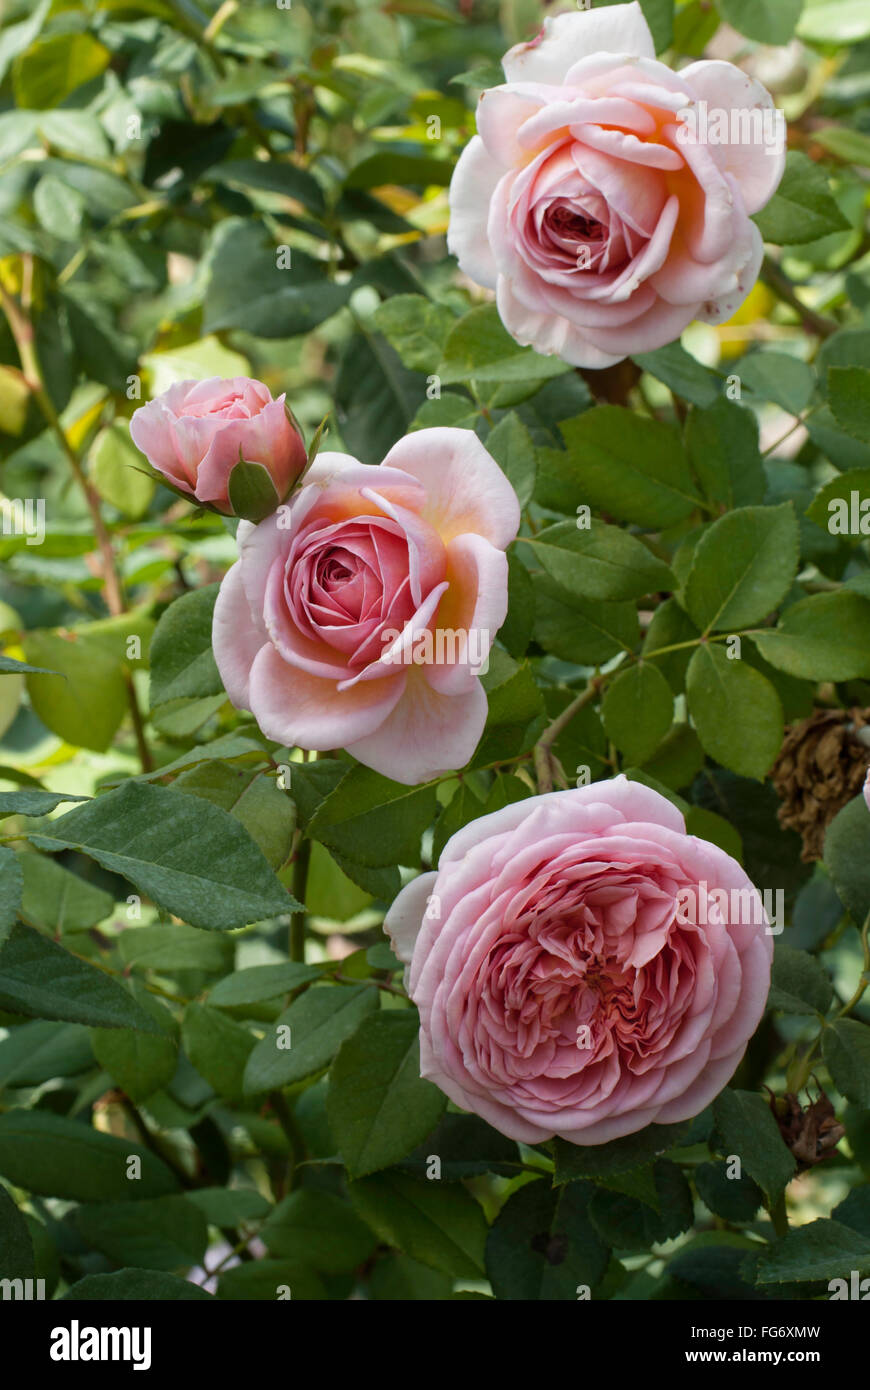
545 205 606 243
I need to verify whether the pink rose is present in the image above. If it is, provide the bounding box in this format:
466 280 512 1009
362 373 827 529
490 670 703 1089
212 428 520 785
130 376 307 515
448 2 784 368
864 768 870 813
385 777 772 1144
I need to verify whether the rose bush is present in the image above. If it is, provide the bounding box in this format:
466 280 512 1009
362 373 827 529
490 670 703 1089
448 1 784 366
212 428 520 784
386 777 772 1145
130 376 307 514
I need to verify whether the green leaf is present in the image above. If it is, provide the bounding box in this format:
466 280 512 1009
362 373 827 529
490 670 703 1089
92 421 155 519
601 664 674 766
806 468 870 538
832 1185 870 1238
645 726 706 793
185 1188 271 1227
687 644 784 780
812 126 870 166
695 1161 763 1223
398 1113 520 1181
30 782 298 931
486 1180 610 1300
203 219 349 337
371 294 455 374
335 330 423 465
175 761 295 871
737 354 815 415
0 788 88 819
227 458 281 523
91 996 178 1104
13 33 110 109
825 795 870 925
0 1111 180 1201
33 172 85 239
346 151 453 189
243 984 378 1092
0 1020 93 1087
24 630 127 752
207 158 325 213
828 366 870 442
537 407 701 527
752 591 870 680
60 1269 212 1300
642 597 701 694
683 504 799 633
307 765 437 868
718 0 804 44
118 923 233 974
0 922 163 1032
348 1170 488 1278
149 585 222 708
439 304 569 388
498 549 535 658
74 1196 208 1272
0 845 22 949
799 0 870 43
633 342 719 407
259 1190 376 1272
0 1182 34 1280
768 944 833 1015
822 1019 870 1107
588 1160 693 1250
485 412 537 509
533 579 637 665
552 1121 691 1182
525 520 674 602
182 1002 256 1102
328 1010 446 1178
0 653 58 676
711 1089 796 1202
753 1219 870 1284
209 961 323 1008
217 1258 325 1301
754 151 850 245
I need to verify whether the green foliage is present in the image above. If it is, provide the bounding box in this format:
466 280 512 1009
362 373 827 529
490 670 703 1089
0 0 865 1307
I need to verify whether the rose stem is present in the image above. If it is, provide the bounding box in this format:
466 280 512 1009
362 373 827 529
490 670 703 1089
533 676 605 795
0 267 153 773
760 255 838 339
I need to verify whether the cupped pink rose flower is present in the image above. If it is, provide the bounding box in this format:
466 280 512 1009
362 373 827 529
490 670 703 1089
130 376 307 514
448 2 784 368
385 776 773 1145
212 428 521 785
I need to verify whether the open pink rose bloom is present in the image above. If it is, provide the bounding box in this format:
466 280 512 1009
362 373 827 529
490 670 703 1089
212 428 520 785
448 1 785 367
130 376 307 513
386 778 773 1145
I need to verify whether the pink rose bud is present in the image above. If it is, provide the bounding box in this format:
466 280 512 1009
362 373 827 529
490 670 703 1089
212 428 520 785
448 0 785 367
130 377 307 519
385 777 773 1145
864 767 870 813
